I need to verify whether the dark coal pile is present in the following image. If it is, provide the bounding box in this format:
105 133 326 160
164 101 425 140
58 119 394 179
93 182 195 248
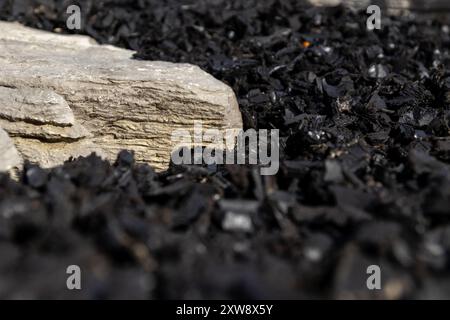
1 0 450 299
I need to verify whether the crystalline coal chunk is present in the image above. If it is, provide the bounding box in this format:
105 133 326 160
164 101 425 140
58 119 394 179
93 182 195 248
115 150 135 167
368 64 388 79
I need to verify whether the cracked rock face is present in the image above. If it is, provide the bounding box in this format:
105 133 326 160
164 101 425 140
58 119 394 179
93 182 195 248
0 22 243 171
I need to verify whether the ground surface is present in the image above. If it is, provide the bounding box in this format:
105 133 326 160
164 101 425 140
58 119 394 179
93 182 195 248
0 0 450 299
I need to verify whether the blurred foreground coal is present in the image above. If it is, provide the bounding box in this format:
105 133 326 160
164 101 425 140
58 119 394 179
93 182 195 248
1 148 450 299
1 0 450 299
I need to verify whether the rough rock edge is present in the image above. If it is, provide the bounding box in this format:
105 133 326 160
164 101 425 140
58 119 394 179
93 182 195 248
0 86 75 127
0 127 23 172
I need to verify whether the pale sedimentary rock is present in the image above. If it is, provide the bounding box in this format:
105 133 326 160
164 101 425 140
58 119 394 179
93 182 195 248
0 22 242 171
0 127 22 172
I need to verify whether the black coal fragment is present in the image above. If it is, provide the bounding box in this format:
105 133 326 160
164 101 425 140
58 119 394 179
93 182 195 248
24 164 48 189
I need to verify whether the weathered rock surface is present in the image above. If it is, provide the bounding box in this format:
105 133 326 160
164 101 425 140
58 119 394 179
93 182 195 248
0 86 75 126
0 127 22 172
0 22 242 171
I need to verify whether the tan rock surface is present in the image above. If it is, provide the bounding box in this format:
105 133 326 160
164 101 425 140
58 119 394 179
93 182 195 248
0 22 242 171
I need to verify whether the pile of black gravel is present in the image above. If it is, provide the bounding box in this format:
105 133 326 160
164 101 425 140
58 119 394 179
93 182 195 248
1 0 450 299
